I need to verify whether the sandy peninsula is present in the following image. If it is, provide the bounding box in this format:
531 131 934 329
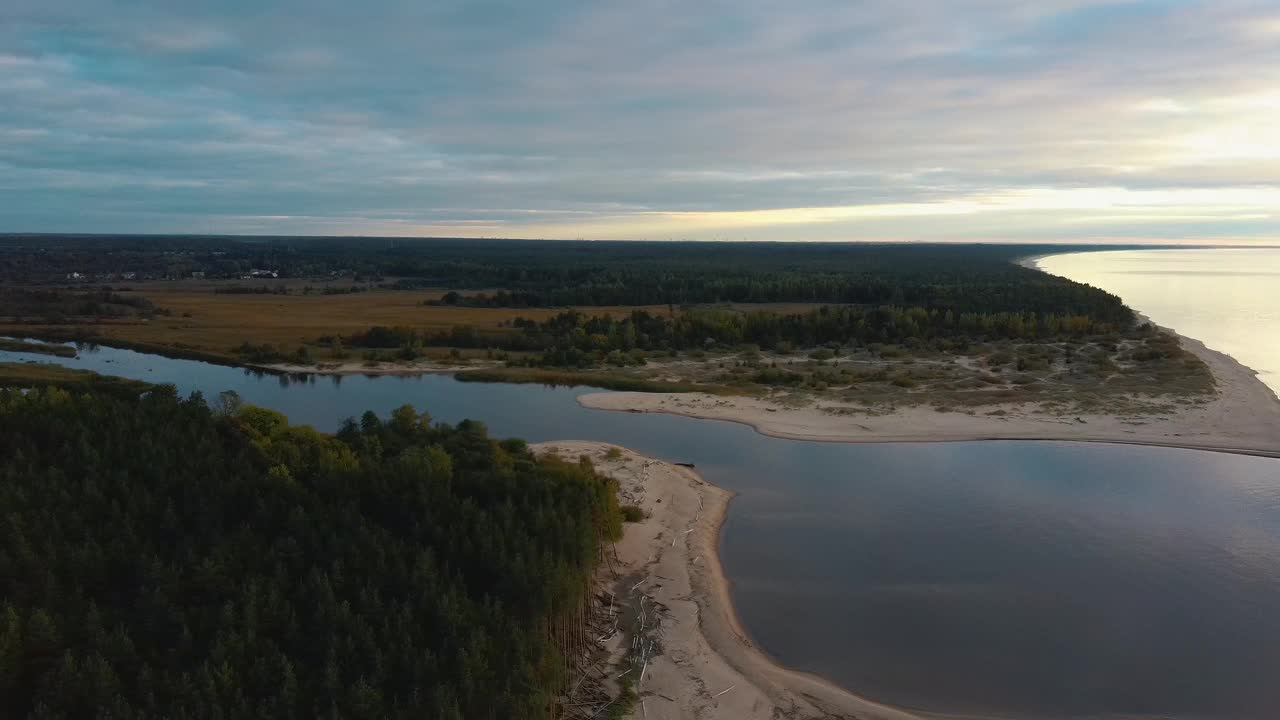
533 441 923 720
577 329 1280 458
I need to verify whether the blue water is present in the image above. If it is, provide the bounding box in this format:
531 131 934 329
4 340 1280 720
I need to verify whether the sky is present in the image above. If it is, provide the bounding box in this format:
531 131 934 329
1 0 1278 242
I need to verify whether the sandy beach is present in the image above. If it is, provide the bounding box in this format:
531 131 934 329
533 441 924 720
577 327 1280 458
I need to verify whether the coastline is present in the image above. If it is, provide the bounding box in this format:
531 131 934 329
577 320 1280 459
533 441 924 720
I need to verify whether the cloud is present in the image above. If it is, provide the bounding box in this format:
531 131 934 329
0 0 1277 241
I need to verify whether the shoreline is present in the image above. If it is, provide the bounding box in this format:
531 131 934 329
10 330 1278 458
577 320 1280 459
533 441 925 720
258 360 482 376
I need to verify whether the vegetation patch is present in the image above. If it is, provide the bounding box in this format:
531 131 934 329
0 361 152 395
455 367 736 394
0 337 77 357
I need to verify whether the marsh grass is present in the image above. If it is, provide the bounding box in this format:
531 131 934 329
0 337 77 357
0 362 152 395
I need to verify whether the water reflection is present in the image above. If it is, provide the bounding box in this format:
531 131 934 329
2 339 1279 719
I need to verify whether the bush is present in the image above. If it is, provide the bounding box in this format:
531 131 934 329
890 373 918 388
233 341 286 363
620 505 646 523
987 350 1014 366
1016 356 1049 371
752 368 804 386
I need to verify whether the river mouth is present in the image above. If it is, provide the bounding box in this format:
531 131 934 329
4 339 1280 719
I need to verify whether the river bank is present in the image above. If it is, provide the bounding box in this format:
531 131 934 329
532 441 923 720
577 327 1280 458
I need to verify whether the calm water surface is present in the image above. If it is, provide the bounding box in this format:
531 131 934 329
1039 248 1280 396
3 340 1280 719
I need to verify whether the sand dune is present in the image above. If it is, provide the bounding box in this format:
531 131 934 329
578 329 1280 459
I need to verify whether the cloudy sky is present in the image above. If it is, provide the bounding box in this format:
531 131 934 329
2 0 1278 242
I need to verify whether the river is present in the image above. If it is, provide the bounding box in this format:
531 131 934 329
4 276 1280 719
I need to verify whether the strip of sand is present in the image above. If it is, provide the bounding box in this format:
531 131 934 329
533 441 923 720
577 327 1280 458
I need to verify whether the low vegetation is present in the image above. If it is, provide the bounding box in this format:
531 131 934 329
669 329 1214 412
455 367 736 394
0 361 152 395
0 337 77 357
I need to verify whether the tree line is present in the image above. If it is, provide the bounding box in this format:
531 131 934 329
4 236 1133 320
0 385 621 719
346 305 1130 368
0 288 158 323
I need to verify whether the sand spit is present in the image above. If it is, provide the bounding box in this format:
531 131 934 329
533 441 924 720
577 328 1280 458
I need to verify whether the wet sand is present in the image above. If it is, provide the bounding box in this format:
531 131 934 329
533 441 925 720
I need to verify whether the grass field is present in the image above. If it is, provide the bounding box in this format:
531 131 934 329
0 337 77 357
0 282 694 363
0 361 152 394
0 281 833 365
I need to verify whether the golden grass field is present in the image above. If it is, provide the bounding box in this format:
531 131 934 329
1 281 725 362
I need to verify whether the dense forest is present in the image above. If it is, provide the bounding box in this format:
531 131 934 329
0 385 621 719
346 304 1129 368
412 242 1127 316
2 236 1134 316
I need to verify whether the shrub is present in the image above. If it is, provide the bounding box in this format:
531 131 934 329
890 373 917 388
752 368 804 386
987 350 1014 366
